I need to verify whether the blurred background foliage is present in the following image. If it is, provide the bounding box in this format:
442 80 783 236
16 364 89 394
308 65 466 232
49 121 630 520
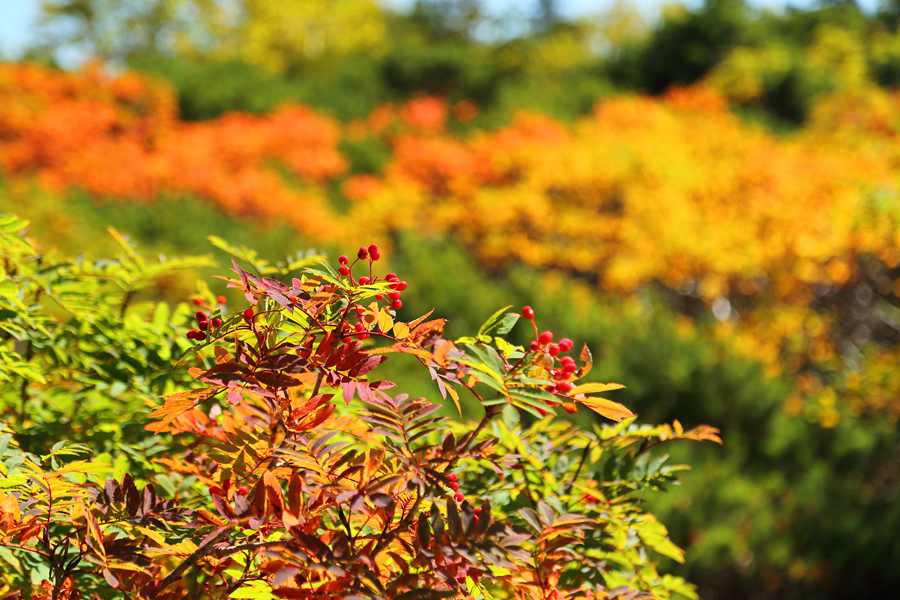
3 0 900 598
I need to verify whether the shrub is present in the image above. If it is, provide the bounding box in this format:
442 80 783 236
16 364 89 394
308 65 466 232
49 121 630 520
0 217 719 598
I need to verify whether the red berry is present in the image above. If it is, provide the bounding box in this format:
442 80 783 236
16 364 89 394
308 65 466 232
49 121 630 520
243 307 254 322
537 408 548 416
358 276 370 285
563 363 577 375
338 255 349 265
209 486 221 496
385 273 398 281
187 330 199 340
538 331 553 345
556 381 574 394
454 492 464 502
192 298 204 306
450 482 459 491
196 311 207 321
217 295 226 304
560 355 576 366
558 338 574 352
522 305 534 319
357 247 368 260
355 322 365 332
473 507 481 514
359 333 370 340
397 281 408 291
195 332 207 341
388 291 401 301
371 249 381 261
530 341 539 351
212 318 223 328
447 473 457 482
391 299 402 310
339 265 350 276
375 294 384 300
342 336 352 344
237 486 249 495
474 516 479 524
548 344 560 356
198 320 208 331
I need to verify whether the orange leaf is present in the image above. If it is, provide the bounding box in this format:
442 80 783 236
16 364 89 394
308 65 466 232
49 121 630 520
576 397 634 422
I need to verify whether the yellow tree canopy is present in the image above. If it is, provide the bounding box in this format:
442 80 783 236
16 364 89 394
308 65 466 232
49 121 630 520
39 0 387 71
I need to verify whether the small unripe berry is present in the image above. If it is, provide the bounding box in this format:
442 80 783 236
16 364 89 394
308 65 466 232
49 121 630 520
454 492 464 502
237 486 249 495
339 266 350 276
196 311 207 321
338 255 349 265
450 482 459 491
538 331 553 345
558 338 574 352
556 381 574 394
391 299 402 310
548 344 560 356
522 305 534 319
357 247 368 260
447 473 457 482
217 295 227 305
192 298 204 306
358 276 370 285
198 320 208 331
212 318 222 328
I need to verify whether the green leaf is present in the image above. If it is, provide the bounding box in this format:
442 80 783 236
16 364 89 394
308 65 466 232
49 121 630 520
477 305 514 336
502 404 520 429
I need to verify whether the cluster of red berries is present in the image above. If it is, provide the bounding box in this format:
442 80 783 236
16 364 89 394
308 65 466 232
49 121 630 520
187 308 223 341
336 244 409 311
446 473 481 523
522 305 576 394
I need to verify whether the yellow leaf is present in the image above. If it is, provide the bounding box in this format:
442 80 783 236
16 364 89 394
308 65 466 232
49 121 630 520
571 382 625 396
393 322 410 340
577 397 634 422
377 307 394 333
445 384 462 418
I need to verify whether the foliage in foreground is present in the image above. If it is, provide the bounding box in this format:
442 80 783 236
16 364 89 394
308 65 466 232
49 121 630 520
0 218 719 598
